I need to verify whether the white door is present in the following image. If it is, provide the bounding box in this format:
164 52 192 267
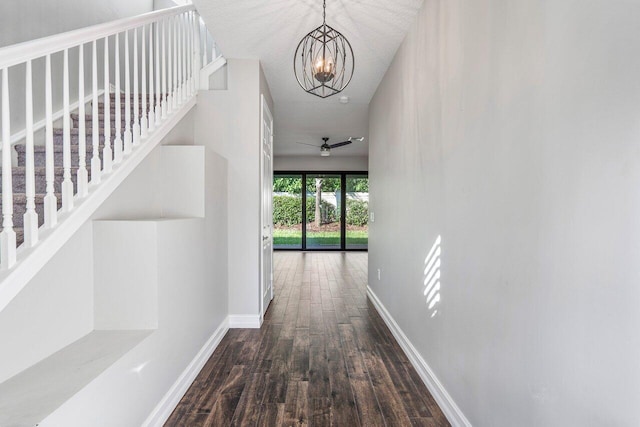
260 95 274 320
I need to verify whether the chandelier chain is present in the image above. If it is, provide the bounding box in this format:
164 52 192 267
323 0 326 23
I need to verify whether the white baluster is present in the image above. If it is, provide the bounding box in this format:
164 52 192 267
133 27 141 145
23 60 38 247
167 17 174 114
187 12 193 96
193 12 201 91
91 40 101 184
91 40 101 185
178 13 184 104
201 19 207 66
172 15 179 109
173 15 182 108
123 30 132 154
1 68 16 268
161 18 167 119
212 42 217 62
103 36 113 173
149 24 156 131
155 22 162 124
114 33 123 163
61 48 74 212
141 25 149 137
77 45 89 197
185 13 191 98
44 55 57 229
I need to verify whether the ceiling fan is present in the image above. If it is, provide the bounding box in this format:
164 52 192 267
296 137 365 157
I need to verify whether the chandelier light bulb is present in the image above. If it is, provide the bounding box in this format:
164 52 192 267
314 57 335 83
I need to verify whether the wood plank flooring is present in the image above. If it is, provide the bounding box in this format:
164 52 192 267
165 252 449 427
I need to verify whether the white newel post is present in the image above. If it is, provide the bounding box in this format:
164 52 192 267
133 27 141 145
24 60 38 248
44 54 58 229
103 36 113 173
91 40 102 184
124 30 132 154
1 68 16 268
61 48 74 212
77 44 89 197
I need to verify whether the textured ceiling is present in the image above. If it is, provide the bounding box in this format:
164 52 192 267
194 0 424 157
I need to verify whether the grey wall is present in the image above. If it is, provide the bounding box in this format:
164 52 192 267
368 0 640 425
274 155 368 172
195 58 274 320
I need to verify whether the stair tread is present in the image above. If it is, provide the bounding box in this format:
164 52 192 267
0 166 87 173
15 144 106 151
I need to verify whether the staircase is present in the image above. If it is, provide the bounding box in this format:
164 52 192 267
0 3 225 317
0 93 149 246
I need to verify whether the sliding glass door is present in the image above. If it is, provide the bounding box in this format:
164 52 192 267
273 172 368 251
306 174 341 249
346 174 369 250
273 175 303 249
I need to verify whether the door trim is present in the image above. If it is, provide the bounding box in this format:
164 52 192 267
260 95 274 321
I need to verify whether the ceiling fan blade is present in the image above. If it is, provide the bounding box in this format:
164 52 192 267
295 141 321 147
329 140 352 149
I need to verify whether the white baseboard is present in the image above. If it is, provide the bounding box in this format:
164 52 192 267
366 286 472 427
142 316 229 427
228 314 262 329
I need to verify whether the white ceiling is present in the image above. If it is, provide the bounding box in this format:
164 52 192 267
194 0 424 157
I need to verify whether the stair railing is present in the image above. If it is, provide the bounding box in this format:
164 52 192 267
0 5 217 270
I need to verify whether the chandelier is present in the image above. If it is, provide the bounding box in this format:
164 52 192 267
293 0 355 98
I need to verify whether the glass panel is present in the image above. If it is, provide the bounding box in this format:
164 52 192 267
273 174 303 249
306 174 341 249
346 175 369 250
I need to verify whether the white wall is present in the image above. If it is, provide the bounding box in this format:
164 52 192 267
0 110 230 426
368 0 640 426
274 155 368 172
195 58 273 323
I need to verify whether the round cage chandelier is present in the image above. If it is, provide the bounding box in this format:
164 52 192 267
293 0 355 98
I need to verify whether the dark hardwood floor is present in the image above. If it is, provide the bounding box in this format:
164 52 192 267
165 252 449 426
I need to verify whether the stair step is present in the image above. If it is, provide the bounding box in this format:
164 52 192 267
0 193 63 229
0 166 91 194
15 145 109 168
71 113 142 128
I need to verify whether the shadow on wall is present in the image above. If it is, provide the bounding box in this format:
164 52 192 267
423 235 441 318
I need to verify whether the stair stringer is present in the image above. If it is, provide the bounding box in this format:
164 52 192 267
0 96 197 315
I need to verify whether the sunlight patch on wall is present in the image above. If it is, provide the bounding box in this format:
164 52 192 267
423 235 441 317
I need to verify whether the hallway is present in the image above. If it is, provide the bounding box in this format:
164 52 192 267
166 252 449 426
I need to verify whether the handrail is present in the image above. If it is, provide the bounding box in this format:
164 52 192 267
0 4 219 271
0 5 195 69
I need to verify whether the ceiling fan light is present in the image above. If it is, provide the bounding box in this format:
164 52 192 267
320 146 331 156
